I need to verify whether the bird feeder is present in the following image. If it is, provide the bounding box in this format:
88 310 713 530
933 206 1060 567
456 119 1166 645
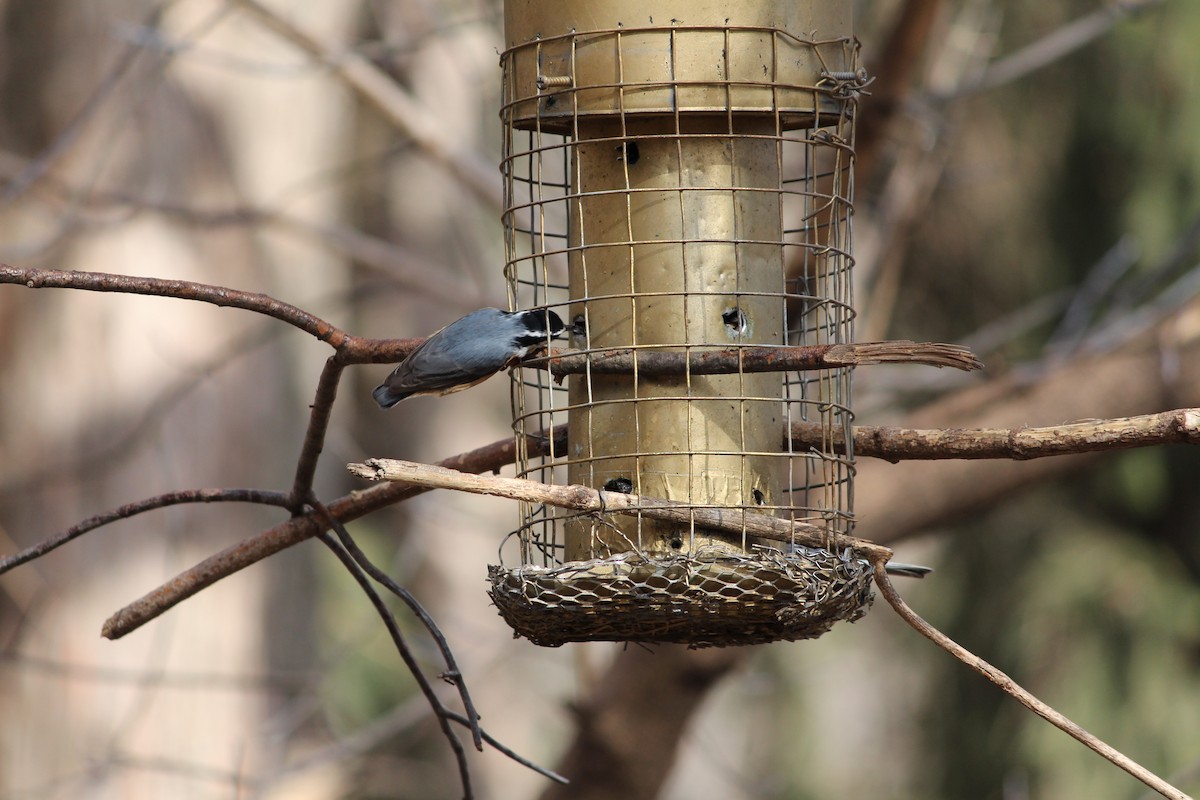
493 0 872 647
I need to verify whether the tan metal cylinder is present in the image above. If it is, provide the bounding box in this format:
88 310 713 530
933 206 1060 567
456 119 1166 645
564 118 785 560
502 2 854 561
503 1 853 133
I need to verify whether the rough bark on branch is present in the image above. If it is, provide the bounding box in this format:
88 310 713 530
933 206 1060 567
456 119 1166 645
791 409 1200 461
543 340 982 376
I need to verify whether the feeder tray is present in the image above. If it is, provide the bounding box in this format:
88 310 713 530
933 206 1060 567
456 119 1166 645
488 548 874 648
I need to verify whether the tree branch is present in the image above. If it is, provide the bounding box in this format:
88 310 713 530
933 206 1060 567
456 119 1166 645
543 340 983 376
873 563 1189 800
1 264 351 346
0 489 289 575
308 497 483 751
99 431 541 640
289 358 344 506
0 264 420 363
315 531 474 798
93 401 1200 641
229 0 502 209
956 0 1166 98
346 458 895 565
791 409 1200 461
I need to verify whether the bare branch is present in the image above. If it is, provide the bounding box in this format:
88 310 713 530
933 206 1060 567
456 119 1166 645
308 497 484 751
791 408 1200 461
346 458 895 565
229 0 502 208
873 563 1190 800
100 431 543 640
858 312 1200 545
442 711 569 786
0 489 289 575
0 263 423 364
957 0 1166 98
289 358 345 505
315 531 473 799
0 6 165 202
82 400 1200 641
1 264 353 348
544 340 983 376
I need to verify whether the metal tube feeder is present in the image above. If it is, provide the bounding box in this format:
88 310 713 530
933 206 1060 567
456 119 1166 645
495 1 869 646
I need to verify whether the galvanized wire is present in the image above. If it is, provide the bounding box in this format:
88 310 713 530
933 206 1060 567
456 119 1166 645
498 23 862 645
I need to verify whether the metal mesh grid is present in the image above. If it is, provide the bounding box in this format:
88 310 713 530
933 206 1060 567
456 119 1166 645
488 548 874 648
497 20 863 645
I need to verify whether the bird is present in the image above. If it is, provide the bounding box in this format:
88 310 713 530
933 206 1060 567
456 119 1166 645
373 307 567 408
783 544 933 578
882 561 933 578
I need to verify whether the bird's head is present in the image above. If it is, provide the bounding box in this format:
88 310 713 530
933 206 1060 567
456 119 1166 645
511 309 566 349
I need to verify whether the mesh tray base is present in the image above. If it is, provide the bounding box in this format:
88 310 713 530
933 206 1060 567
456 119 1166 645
488 548 874 648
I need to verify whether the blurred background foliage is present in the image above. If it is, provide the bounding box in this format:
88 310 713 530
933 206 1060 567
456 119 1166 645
1 1 1198 798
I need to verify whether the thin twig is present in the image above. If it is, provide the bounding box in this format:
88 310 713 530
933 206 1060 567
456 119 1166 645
0 6 165 203
0 264 354 348
790 409 1200 461
347 458 894 565
442 710 569 785
289 358 345 506
229 0 502 208
0 489 289 575
873 563 1190 800
100 431 546 640
307 497 484 751
955 0 1166 97
315 531 473 799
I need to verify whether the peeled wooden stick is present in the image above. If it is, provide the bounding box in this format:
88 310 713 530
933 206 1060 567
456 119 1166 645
347 458 894 565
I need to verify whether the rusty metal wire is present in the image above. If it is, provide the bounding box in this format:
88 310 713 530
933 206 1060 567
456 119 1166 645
498 22 862 645
489 548 873 648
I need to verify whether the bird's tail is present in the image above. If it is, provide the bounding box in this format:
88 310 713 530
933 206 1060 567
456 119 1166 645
883 561 933 578
373 384 407 409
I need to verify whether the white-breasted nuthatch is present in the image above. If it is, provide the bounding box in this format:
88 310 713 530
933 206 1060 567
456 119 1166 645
373 307 567 408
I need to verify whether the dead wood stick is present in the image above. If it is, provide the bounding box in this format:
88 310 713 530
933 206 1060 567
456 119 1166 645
347 458 894 565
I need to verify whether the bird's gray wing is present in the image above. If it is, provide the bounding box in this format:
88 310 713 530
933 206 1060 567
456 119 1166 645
380 340 501 397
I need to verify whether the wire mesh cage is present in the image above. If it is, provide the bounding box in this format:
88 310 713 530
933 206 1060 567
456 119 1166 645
494 3 871 647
